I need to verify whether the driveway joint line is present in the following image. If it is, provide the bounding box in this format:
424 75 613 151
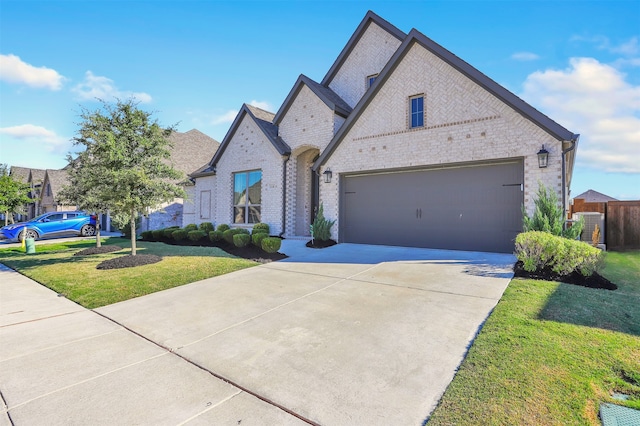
345 277 504 300
6 352 167 411
0 310 84 328
175 390 242 426
92 310 320 425
0 389 14 426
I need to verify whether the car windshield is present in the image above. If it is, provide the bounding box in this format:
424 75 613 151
32 213 50 222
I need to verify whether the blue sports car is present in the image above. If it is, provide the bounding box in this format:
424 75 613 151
0 211 97 242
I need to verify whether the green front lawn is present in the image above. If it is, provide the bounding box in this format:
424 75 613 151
0 238 257 308
428 250 640 425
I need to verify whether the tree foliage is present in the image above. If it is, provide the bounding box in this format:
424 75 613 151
523 183 583 240
62 99 185 255
0 164 32 226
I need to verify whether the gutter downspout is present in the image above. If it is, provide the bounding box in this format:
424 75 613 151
279 154 291 238
561 135 579 228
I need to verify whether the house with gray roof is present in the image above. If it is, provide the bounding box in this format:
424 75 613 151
189 11 578 253
40 169 75 213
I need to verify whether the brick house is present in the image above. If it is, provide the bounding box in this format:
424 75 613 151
189 11 578 253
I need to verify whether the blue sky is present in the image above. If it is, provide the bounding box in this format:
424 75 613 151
1 0 639 200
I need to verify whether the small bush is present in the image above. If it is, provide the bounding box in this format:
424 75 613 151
233 233 251 248
261 237 282 254
184 224 198 232
199 222 214 233
217 223 230 232
140 231 153 240
163 228 177 238
252 223 270 235
171 229 188 241
310 203 335 241
151 229 163 240
523 183 584 239
188 230 206 241
222 228 249 244
209 230 223 242
515 231 604 277
252 232 269 248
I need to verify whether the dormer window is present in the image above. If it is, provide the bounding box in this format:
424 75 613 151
367 74 378 88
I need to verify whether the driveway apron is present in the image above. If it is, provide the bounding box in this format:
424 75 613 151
95 241 515 425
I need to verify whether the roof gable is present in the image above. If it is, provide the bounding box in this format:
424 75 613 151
274 75 352 124
167 129 220 176
9 166 30 183
314 28 578 170
204 104 291 174
573 189 618 203
43 169 69 196
321 10 405 87
28 168 46 184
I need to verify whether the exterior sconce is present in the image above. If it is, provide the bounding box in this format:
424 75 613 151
537 145 549 168
323 168 332 183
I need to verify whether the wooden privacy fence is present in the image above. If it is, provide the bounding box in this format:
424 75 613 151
606 201 640 251
569 198 607 217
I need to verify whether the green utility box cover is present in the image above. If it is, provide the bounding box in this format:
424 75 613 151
25 238 35 254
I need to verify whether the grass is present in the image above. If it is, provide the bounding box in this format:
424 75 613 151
0 237 257 309
427 250 640 426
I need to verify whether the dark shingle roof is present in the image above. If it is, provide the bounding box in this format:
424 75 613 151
573 189 618 203
9 166 31 183
274 75 352 124
167 129 220 177
44 169 70 196
314 27 579 170
28 169 46 184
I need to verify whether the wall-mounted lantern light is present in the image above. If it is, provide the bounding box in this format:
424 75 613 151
537 145 549 168
323 168 332 183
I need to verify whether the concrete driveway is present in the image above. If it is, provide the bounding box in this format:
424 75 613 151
1 240 514 425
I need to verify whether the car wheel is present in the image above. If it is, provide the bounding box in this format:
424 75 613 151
81 224 96 237
19 229 39 240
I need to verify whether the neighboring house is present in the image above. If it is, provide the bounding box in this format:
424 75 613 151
142 129 220 230
40 169 75 213
183 12 577 253
27 168 46 218
573 189 618 204
8 166 31 221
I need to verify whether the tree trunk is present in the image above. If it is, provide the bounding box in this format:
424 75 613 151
96 215 102 248
130 209 137 256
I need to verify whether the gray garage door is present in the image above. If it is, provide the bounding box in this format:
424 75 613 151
341 161 523 253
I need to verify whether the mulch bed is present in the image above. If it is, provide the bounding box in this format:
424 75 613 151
513 261 617 290
305 239 337 249
74 245 122 256
146 237 288 263
96 254 162 270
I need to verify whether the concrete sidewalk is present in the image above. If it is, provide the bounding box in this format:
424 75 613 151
1 242 515 425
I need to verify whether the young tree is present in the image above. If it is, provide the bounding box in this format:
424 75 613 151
523 183 584 239
0 164 32 226
67 99 185 255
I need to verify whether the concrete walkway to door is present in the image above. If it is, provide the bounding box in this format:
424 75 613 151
1 240 515 425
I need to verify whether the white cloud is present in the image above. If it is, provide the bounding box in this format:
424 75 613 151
0 54 65 90
212 109 238 125
572 35 639 56
511 52 540 61
72 71 152 103
249 100 273 111
0 124 70 152
521 57 640 173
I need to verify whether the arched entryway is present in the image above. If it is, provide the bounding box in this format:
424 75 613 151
293 148 320 236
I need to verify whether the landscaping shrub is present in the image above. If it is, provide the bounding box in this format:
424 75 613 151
252 223 270 235
217 223 230 232
163 228 177 238
199 222 214 233
151 229 163 240
222 228 249 244
171 229 188 241
252 232 269 248
310 203 335 241
261 237 282 254
233 233 251 248
140 230 153 241
184 224 198 232
209 230 223 242
188 230 206 242
523 183 584 239
515 231 604 277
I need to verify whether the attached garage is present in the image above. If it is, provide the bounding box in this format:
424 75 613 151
340 161 524 253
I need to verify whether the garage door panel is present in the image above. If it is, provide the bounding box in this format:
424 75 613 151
341 162 523 253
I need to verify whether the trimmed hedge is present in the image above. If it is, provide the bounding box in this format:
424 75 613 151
233 233 251 248
171 229 188 241
184 224 198 232
209 230 223 242
199 222 214 233
163 228 178 238
261 237 282 254
515 231 604 277
151 229 163 240
188 230 206 241
252 232 269 248
217 223 230 233
222 228 249 244
252 223 270 235
140 231 153 240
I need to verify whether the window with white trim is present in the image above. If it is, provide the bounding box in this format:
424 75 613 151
233 170 262 224
409 95 424 128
